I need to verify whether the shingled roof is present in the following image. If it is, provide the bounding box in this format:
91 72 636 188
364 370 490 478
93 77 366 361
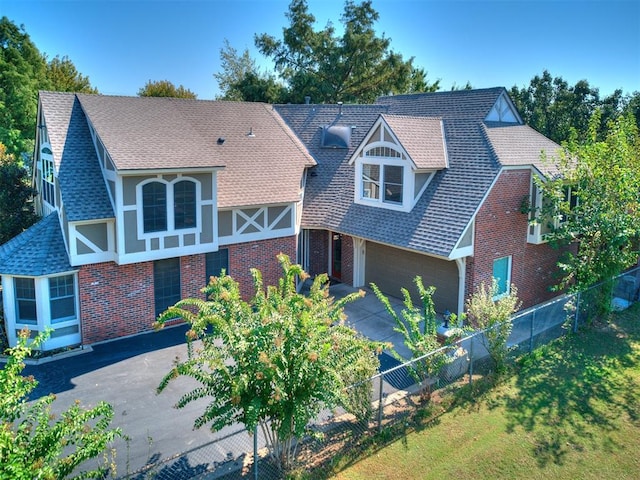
0 213 72 276
40 92 114 222
276 88 561 258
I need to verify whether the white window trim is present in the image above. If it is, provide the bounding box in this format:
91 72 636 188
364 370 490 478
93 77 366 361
136 176 202 240
2 273 81 351
354 151 414 213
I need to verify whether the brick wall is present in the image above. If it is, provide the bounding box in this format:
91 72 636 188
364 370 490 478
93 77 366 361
79 236 297 345
468 169 562 310
308 229 329 278
226 235 298 299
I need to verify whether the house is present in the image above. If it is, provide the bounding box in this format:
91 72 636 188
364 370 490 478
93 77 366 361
0 88 564 351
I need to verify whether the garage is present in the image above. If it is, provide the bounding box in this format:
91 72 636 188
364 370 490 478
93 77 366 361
364 241 459 313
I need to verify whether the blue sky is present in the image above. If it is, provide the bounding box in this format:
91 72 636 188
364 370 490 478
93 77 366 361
2 0 639 100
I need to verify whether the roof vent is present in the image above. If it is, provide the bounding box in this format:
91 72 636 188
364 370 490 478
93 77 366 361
304 95 311 105
217 137 225 145
321 125 351 149
247 127 255 137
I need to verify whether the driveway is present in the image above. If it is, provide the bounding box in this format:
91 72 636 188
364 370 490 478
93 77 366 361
22 284 407 479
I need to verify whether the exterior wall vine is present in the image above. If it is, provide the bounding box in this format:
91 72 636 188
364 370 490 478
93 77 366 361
79 236 297 345
466 169 563 310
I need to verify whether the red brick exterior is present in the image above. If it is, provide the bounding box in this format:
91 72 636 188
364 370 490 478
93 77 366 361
308 229 329 278
226 236 298 299
305 230 354 284
78 236 297 345
466 169 562 309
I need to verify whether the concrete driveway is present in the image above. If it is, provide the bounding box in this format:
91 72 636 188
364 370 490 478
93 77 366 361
22 284 407 478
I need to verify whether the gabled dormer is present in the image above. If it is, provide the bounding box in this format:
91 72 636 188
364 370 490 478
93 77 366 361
349 115 448 212
485 91 522 124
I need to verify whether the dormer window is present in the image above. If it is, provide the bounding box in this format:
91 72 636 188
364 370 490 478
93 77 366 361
351 115 447 213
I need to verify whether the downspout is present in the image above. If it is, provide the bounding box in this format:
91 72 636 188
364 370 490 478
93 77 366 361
455 257 466 316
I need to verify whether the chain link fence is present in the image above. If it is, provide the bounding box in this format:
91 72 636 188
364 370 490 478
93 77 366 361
118 267 639 479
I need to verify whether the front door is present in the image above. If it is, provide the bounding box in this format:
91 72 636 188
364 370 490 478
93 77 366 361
331 233 342 281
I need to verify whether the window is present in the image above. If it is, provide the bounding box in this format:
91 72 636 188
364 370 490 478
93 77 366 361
49 275 76 323
206 249 229 283
14 278 37 325
174 180 196 229
492 256 512 298
143 182 167 233
154 258 181 317
383 165 403 204
362 164 380 199
42 151 55 206
361 163 404 205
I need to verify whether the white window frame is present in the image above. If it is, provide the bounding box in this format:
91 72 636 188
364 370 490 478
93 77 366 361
136 176 201 239
2 273 81 351
355 153 413 212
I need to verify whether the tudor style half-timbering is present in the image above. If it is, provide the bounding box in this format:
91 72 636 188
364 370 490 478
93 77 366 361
2 87 568 350
0 92 314 349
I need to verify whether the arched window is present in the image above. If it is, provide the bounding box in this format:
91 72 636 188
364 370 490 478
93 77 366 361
173 180 196 229
142 182 167 233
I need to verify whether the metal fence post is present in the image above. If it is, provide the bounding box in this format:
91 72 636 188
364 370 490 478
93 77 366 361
254 425 258 480
529 310 535 353
468 335 474 386
377 373 384 432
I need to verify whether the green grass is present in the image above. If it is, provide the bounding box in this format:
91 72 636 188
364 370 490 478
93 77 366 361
329 303 640 480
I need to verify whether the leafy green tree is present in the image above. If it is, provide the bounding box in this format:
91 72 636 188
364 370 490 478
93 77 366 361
1 17 98 158
214 39 286 102
371 277 460 401
622 90 640 130
466 280 520 375
535 111 640 299
45 55 98 93
509 70 624 144
0 17 47 157
0 330 122 479
156 254 380 471
137 79 197 98
0 143 37 245
254 0 437 104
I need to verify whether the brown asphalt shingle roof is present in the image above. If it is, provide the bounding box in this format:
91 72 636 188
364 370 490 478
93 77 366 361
382 114 448 169
76 95 315 207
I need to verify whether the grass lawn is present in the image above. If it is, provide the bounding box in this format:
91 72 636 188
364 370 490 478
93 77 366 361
329 302 640 480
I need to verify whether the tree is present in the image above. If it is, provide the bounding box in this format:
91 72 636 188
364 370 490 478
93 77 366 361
0 17 47 157
137 79 197 98
0 143 37 245
1 17 98 158
254 0 437 104
535 111 640 298
156 254 381 472
213 39 286 102
45 55 98 94
509 70 624 144
371 277 460 401
466 280 521 375
0 330 121 479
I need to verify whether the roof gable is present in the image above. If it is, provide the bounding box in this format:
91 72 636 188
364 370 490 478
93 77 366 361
376 87 508 120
